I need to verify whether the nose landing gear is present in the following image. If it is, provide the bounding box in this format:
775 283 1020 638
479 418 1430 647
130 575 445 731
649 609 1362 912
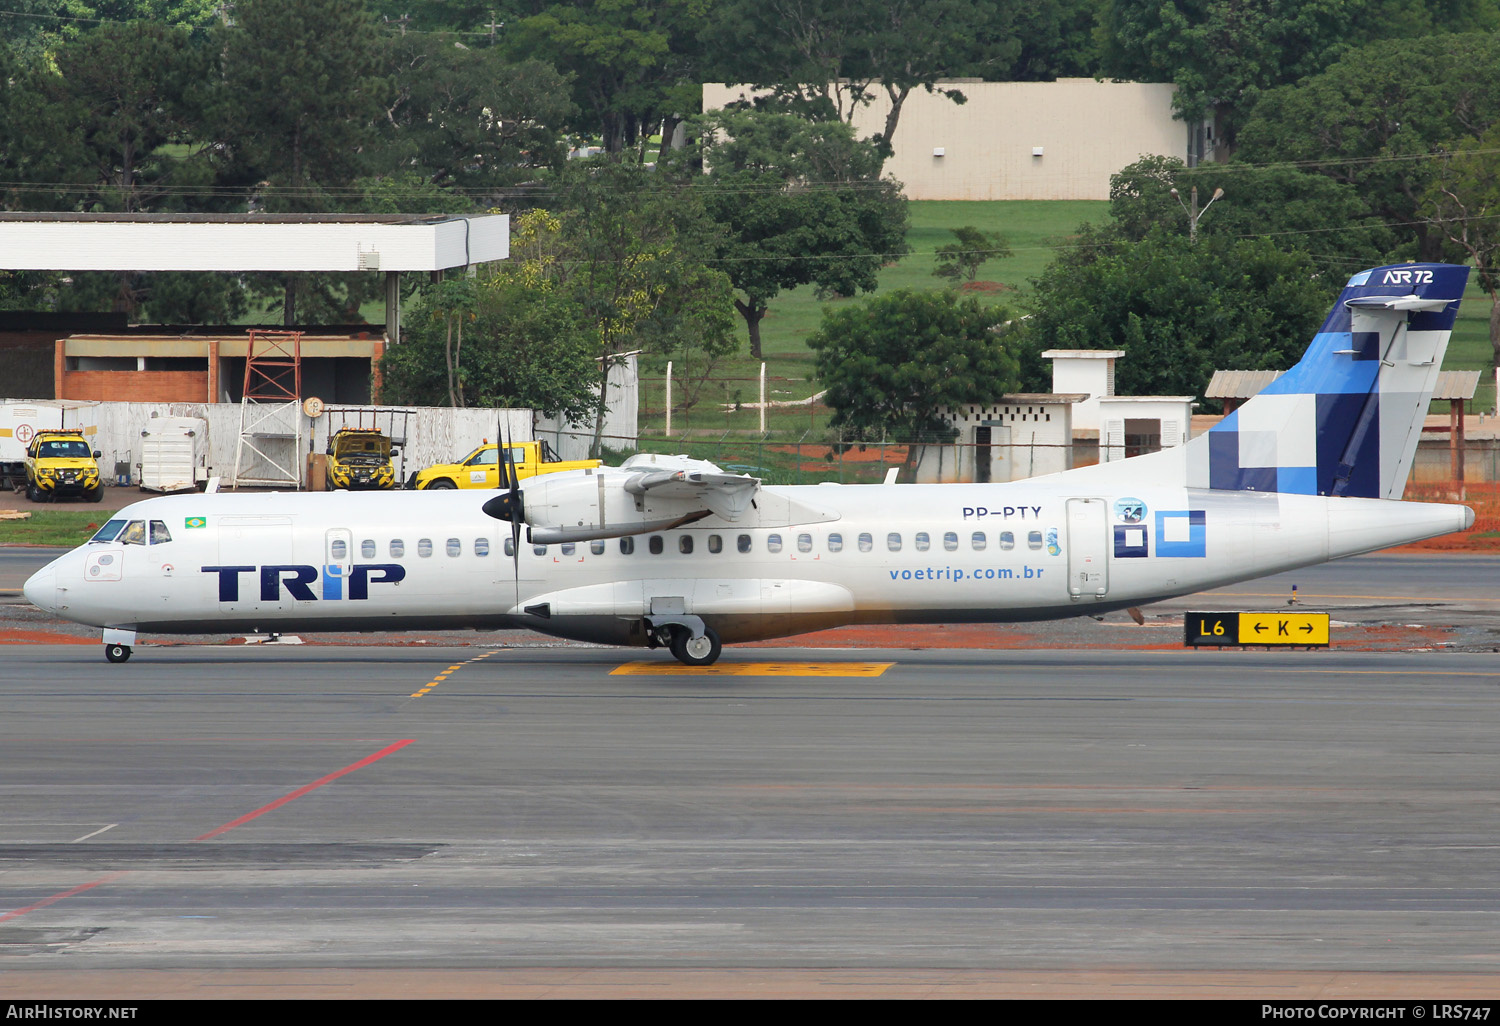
105 643 131 663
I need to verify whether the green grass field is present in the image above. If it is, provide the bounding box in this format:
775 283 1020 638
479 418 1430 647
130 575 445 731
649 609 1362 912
646 199 1109 437
0 511 114 548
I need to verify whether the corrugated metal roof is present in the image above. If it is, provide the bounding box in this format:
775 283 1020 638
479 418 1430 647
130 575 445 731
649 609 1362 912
1433 370 1481 400
1207 368 1479 401
1205 370 1282 399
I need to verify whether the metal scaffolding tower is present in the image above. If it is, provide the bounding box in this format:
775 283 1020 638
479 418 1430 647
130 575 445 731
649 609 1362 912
232 330 304 489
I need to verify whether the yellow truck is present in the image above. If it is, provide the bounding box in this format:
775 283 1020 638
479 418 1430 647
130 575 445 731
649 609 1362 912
411 440 600 490
25 429 104 503
326 427 397 490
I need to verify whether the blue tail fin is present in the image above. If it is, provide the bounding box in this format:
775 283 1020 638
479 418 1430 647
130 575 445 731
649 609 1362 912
1190 263 1469 499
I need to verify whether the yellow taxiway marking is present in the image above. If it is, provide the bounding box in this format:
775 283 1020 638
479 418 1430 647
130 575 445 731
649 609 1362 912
611 661 894 677
410 651 498 697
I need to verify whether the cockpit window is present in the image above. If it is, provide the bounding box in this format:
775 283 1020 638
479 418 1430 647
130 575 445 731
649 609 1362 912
90 519 126 543
118 520 146 545
149 520 172 545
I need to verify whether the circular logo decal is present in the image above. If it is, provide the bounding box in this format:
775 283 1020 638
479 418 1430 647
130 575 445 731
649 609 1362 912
1114 497 1146 523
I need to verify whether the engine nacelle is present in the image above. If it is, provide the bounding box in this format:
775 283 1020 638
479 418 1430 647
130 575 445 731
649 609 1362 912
490 468 717 543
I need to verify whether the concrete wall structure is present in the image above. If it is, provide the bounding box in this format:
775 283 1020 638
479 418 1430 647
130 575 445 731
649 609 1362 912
1099 396 1195 463
914 394 1083 483
1043 350 1125 433
702 79 1183 201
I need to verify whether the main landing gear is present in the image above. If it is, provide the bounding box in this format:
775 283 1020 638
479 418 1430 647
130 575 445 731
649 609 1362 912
669 626 722 667
105 643 131 663
646 615 724 667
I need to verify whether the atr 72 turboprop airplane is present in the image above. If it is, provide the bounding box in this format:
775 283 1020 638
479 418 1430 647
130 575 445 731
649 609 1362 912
23 263 1477 666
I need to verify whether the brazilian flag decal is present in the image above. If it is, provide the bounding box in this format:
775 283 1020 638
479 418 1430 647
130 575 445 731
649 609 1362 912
185 516 207 529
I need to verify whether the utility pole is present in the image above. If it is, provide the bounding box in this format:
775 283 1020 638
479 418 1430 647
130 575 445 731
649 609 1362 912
1171 185 1224 243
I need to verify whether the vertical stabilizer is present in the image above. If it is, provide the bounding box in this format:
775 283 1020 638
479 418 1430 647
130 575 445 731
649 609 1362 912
1187 263 1469 499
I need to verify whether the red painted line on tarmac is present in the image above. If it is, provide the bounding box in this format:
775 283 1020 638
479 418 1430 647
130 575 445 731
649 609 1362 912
2 740 416 922
193 739 415 841
0 873 126 924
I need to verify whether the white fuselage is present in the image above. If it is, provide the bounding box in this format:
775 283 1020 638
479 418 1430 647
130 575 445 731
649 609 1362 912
23 482 1470 648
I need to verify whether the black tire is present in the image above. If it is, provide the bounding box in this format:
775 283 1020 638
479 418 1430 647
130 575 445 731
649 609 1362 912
427 479 457 490
25 480 40 503
669 626 722 667
85 486 103 503
104 643 131 664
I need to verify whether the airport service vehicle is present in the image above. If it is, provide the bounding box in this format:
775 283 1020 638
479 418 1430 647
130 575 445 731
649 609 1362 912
25 429 103 503
410 440 600 490
326 428 396 491
24 264 1476 666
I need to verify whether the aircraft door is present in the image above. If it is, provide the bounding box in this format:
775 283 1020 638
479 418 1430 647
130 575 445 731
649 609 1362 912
216 516 293 613
324 528 353 600
1065 497 1109 599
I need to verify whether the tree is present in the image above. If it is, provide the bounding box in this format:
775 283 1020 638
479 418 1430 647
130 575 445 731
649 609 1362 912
501 0 711 157
1104 155 1397 269
379 272 603 422
687 108 909 359
211 0 389 210
933 226 1011 285
704 0 1010 156
540 159 739 454
1235 31 1500 259
1019 228 1334 401
209 0 392 323
810 289 1021 479
1096 0 1500 154
377 32 575 195
1423 131 1500 371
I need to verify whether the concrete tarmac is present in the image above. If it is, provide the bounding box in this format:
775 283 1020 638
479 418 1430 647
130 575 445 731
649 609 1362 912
1 640 1499 998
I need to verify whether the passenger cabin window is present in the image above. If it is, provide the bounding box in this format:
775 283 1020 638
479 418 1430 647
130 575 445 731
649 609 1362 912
887 532 902 552
620 537 635 555
118 520 146 546
708 535 722 554
504 537 515 557
561 542 576 556
590 540 606 555
361 539 376 558
999 531 1015 551
971 531 986 551
944 531 958 552
915 532 930 552
1027 531 1043 550
418 538 433 557
767 534 783 553
330 538 347 559
90 519 126 543
797 533 812 553
679 536 693 554
737 534 752 553
533 543 547 556
858 533 873 553
390 539 405 558
475 538 490 557
446 538 461 557
649 536 664 555
828 533 843 553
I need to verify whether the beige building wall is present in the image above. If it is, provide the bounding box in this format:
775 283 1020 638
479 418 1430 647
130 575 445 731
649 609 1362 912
702 79 1184 201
